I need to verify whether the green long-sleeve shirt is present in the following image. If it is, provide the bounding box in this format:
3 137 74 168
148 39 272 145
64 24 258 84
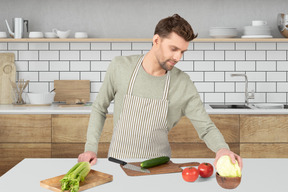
85 54 229 154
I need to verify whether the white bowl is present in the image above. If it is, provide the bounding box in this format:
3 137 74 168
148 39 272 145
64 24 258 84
209 27 238 38
27 92 55 104
29 31 44 38
44 32 57 38
244 26 271 36
75 32 88 38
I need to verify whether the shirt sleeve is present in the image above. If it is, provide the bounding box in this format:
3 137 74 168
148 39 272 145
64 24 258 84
84 58 117 154
183 80 230 153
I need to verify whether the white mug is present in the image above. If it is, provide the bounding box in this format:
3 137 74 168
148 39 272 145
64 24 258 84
252 20 267 26
75 32 88 38
0 31 7 38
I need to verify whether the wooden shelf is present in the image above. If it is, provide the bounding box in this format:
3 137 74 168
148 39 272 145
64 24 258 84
0 38 288 42
0 38 152 42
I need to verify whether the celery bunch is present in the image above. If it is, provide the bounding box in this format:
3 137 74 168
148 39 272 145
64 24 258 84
60 162 91 192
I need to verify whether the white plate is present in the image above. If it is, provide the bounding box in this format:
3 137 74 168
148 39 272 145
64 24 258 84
241 35 273 38
210 35 237 38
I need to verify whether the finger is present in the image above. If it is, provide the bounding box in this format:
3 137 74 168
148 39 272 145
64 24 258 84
79 154 90 163
90 158 97 166
229 154 236 164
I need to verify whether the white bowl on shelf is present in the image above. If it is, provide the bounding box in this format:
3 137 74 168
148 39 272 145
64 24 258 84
209 27 238 38
27 92 55 104
29 32 44 38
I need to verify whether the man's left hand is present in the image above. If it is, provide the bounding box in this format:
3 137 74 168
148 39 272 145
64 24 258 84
214 148 243 170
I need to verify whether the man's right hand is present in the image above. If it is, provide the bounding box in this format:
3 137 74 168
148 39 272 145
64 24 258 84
78 151 97 166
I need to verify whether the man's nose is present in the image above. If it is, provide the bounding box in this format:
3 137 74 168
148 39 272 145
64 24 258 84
173 51 182 62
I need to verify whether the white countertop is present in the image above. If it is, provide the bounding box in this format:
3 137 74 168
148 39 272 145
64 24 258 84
0 158 287 192
0 104 93 114
1 104 288 114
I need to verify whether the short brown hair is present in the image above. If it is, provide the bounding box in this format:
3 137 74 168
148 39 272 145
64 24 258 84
154 14 198 41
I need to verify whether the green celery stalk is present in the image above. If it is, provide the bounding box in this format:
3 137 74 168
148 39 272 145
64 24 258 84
60 162 91 192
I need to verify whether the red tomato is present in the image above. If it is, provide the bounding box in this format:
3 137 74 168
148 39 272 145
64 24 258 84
198 162 214 178
182 167 199 182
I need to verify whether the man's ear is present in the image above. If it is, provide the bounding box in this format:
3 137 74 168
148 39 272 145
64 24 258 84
152 34 160 46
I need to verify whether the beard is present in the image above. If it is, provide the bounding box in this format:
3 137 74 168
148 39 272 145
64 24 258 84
159 59 177 71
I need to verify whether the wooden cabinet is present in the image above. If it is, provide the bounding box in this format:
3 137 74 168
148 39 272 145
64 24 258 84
168 115 240 158
51 114 240 159
0 115 51 176
1 113 287 176
240 115 288 158
51 114 113 158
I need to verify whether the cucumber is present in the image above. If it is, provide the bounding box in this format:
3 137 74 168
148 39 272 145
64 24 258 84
140 156 170 168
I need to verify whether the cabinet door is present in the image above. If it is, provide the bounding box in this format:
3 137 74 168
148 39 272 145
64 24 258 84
0 114 52 176
240 143 288 158
0 143 51 176
52 114 90 143
51 114 113 158
0 114 51 142
240 115 288 158
240 115 288 142
168 115 240 157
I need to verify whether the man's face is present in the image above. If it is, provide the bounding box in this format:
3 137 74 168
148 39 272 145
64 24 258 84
154 32 189 71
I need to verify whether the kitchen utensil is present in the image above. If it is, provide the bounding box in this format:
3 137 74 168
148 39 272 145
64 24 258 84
118 160 200 176
52 28 70 38
27 92 55 104
5 18 28 39
54 80 90 102
216 172 241 189
278 13 288 38
50 88 56 93
108 157 150 173
0 53 16 104
40 169 113 192
0 32 7 38
29 31 43 38
75 32 88 38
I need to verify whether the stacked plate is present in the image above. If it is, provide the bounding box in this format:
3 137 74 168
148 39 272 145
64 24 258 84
242 25 272 38
209 27 238 38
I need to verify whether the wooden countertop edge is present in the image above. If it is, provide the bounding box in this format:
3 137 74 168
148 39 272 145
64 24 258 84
1 38 288 42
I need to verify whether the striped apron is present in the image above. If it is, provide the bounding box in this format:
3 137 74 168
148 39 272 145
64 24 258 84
108 56 171 159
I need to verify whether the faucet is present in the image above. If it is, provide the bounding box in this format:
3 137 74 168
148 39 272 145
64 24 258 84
231 73 254 105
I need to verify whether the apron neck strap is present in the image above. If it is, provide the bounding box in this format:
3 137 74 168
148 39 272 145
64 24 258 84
127 55 170 100
127 56 144 95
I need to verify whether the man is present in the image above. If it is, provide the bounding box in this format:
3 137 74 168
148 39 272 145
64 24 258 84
78 14 243 170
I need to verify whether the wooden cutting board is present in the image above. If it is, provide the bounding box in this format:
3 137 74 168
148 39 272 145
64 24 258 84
54 80 90 102
120 160 200 176
40 169 113 192
0 53 16 104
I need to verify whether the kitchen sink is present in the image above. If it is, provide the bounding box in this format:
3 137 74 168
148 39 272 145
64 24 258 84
209 104 251 109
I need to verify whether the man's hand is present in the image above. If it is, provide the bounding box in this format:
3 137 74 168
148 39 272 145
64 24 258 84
214 148 243 170
78 151 97 166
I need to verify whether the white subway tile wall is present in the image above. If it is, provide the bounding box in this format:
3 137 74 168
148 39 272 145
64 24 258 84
6 41 287 104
